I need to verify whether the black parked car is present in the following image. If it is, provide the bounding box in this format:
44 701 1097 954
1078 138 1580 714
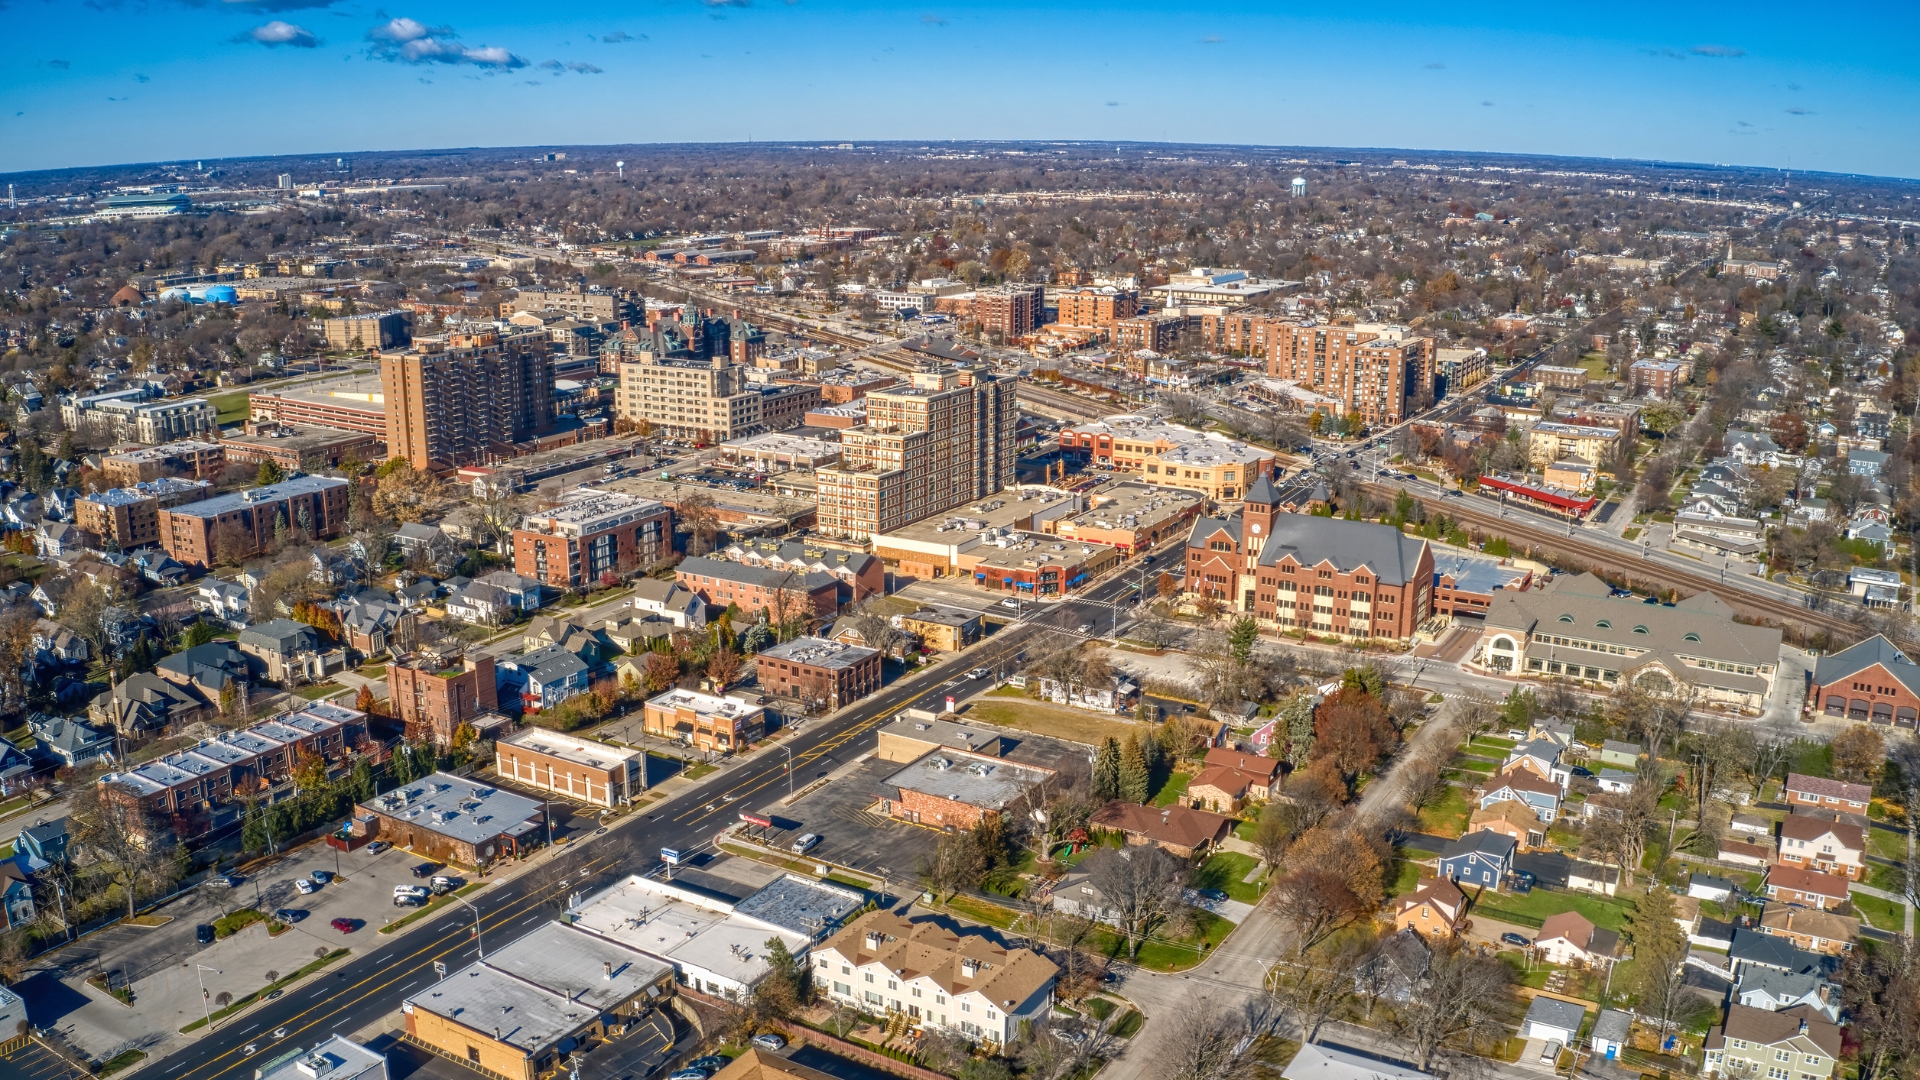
195 924 215 945
1501 932 1532 947
412 863 442 879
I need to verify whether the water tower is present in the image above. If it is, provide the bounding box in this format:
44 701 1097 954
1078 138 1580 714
617 160 626 180
1291 176 1306 198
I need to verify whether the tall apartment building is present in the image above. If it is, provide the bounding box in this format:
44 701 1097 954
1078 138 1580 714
815 366 1016 540
1055 286 1139 327
386 652 499 745
322 310 410 352
63 389 218 445
971 284 1045 336
380 327 554 471
1266 322 1435 426
512 490 673 588
509 283 642 325
614 353 817 442
1113 315 1183 353
157 475 350 568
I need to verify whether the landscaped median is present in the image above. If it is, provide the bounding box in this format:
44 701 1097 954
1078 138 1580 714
378 881 491 935
178 949 350 1033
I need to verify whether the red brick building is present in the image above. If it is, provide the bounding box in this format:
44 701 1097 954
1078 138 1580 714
971 284 1045 336
753 636 882 710
1055 287 1139 328
877 749 1057 830
1183 475 1434 641
675 556 840 622
1265 322 1435 426
513 491 672 589
386 652 501 745
1784 773 1872 814
1806 634 1920 729
157 475 350 568
1112 315 1182 353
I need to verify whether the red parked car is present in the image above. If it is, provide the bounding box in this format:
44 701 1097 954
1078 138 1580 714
331 918 356 933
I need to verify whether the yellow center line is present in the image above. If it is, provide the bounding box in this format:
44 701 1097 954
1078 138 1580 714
183 854 613 1080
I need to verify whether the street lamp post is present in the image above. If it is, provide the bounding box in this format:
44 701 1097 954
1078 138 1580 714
780 745 794 795
195 965 221 1031
450 890 485 958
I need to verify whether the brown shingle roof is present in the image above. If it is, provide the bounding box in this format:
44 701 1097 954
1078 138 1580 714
1784 773 1870 804
1089 800 1234 851
1758 903 1860 944
1202 747 1280 782
1779 813 1865 852
1763 865 1850 900
818 910 1057 1009
712 1049 837 1080
1707 1003 1842 1060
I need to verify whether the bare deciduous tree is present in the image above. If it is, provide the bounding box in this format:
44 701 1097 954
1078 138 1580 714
1386 940 1515 1071
1082 845 1189 959
1159 1002 1252 1080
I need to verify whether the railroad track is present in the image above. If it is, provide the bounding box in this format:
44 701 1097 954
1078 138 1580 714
1360 479 1859 636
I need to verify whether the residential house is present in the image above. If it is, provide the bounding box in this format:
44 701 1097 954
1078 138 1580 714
30 620 87 666
1437 830 1516 888
1757 904 1859 955
1534 911 1621 968
478 570 545 610
89 671 211 734
27 714 114 768
0 862 35 931
1703 1004 1840 1080
16 817 69 868
1086 801 1233 860
155 640 250 700
1782 774 1871 815
394 522 459 571
238 619 338 684
1776 813 1867 880
496 645 592 714
521 615 605 663
627 579 706 629
1185 748 1281 813
0 744 32 794
1728 929 1834 979
193 579 250 627
810 909 1058 1048
1036 674 1139 715
1479 769 1561 823
1502 740 1571 789
1393 878 1468 940
1735 969 1839 1021
444 581 512 625
340 596 415 658
1469 800 1549 850
1763 866 1850 911
1522 996 1587 1048
899 608 982 653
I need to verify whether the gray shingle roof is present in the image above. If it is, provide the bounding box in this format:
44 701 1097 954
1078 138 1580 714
1254 514 1428 586
1810 634 1920 699
1524 995 1587 1034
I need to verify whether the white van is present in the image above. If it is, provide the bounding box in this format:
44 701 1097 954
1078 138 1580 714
790 833 821 855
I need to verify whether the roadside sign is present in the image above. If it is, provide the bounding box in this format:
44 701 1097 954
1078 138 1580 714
739 812 773 829
660 847 682 866
433 961 447 978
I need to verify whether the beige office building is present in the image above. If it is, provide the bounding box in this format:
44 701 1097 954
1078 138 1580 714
815 366 1016 541
615 354 762 442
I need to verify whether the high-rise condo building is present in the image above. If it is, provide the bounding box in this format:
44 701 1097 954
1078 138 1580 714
380 327 555 471
815 365 1016 540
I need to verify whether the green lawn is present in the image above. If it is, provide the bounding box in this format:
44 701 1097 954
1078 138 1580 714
1852 893 1907 932
1473 888 1636 931
1193 851 1265 904
1417 784 1472 836
1390 856 1424 897
1153 773 1191 808
1446 758 1496 776
1471 736 1519 751
1868 827 1909 861
208 391 251 426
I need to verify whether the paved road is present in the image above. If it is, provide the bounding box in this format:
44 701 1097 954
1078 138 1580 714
57 545 1158 1080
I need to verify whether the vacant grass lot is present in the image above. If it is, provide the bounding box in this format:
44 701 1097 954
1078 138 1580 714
1474 887 1635 931
1418 784 1472 836
964 699 1141 747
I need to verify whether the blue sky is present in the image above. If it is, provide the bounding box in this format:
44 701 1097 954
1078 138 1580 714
3 0 1918 179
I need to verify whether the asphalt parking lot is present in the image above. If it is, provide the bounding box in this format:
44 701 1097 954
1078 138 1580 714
759 728 1091 890
38 839 476 1062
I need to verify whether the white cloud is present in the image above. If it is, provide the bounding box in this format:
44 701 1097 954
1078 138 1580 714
241 20 319 47
368 17 525 68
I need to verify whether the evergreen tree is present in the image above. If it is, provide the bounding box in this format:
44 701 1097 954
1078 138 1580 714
1279 690 1318 767
351 759 376 801
1227 616 1259 666
1118 735 1150 803
242 802 269 853
257 460 284 486
1092 737 1122 802
1623 885 1692 1038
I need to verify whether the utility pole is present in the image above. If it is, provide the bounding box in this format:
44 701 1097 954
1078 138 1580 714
195 965 221 1030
